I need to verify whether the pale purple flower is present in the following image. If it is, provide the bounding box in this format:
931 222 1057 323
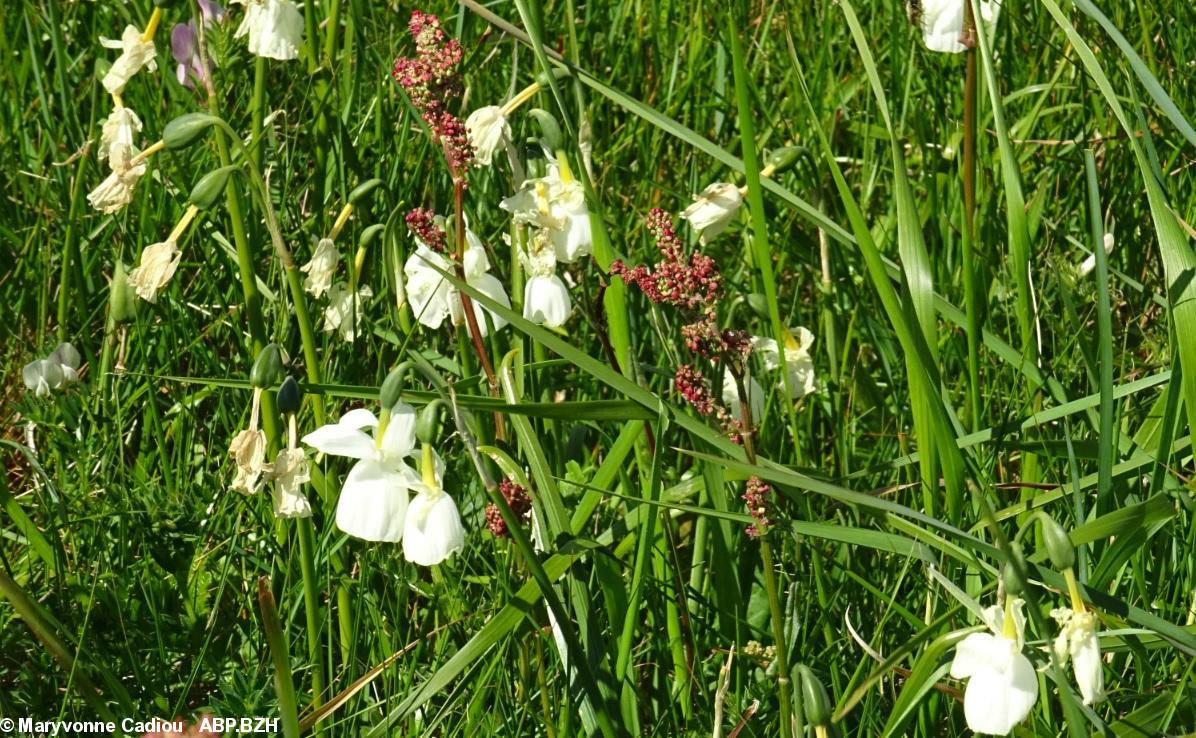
171 1 224 89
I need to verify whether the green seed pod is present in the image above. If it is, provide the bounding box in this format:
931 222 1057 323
527 108 563 152
1039 514 1075 571
379 363 409 410
348 178 384 205
534 67 572 87
1001 542 1026 596
746 292 769 319
250 344 284 389
798 664 831 726
277 376 302 415
188 165 239 210
110 261 136 324
765 146 802 174
358 223 385 250
416 400 444 445
163 113 221 150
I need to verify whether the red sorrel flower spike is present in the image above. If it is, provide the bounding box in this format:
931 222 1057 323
742 476 774 537
405 207 448 253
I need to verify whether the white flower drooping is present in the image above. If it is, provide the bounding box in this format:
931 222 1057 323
920 0 1002 54
100 25 158 95
87 144 148 214
22 343 82 397
721 367 765 426
99 107 143 163
752 327 817 399
680 182 743 244
1078 232 1116 278
301 238 340 297
268 413 313 519
1050 607 1104 706
128 240 183 303
465 106 511 167
404 231 510 336
521 232 572 328
302 404 423 542
501 156 592 263
949 597 1039 735
228 387 268 494
233 0 304 61
403 443 465 566
323 282 373 342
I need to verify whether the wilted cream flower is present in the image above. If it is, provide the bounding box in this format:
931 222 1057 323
680 182 743 244
323 282 373 341
1051 607 1104 706
301 237 340 297
233 0 303 61
100 25 158 95
128 240 182 303
99 107 143 162
229 388 268 494
87 144 147 214
465 106 511 166
269 447 312 518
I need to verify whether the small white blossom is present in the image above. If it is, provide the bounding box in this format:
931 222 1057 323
520 232 571 328
1078 232 1116 278
301 238 340 297
323 282 373 341
1051 608 1104 706
722 367 765 425
99 107 143 162
950 598 1039 735
403 449 465 566
233 0 304 61
680 182 742 244
23 359 64 398
87 144 147 214
465 106 511 166
128 240 182 303
752 327 817 399
921 0 1001 54
501 162 592 263
404 233 510 336
100 25 158 95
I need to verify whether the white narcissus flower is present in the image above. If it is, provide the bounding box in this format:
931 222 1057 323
128 240 182 303
501 161 593 263
680 182 743 244
521 232 571 328
269 447 313 518
100 25 158 95
88 144 147 214
1051 608 1104 706
722 367 765 425
323 282 373 341
99 107 142 163
301 237 340 297
921 0 1001 54
950 598 1039 735
229 388 268 494
302 405 422 542
404 235 510 336
233 0 303 61
465 106 511 167
752 327 817 399
403 445 465 566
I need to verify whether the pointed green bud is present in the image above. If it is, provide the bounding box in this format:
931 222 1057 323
379 363 409 410
250 344 284 389
163 113 221 150
416 400 444 445
746 292 769 319
1001 542 1026 596
798 664 831 726
277 376 302 415
359 224 385 250
110 261 136 324
765 146 802 174
1039 514 1075 571
188 165 239 210
348 179 384 204
534 67 572 87
528 108 563 152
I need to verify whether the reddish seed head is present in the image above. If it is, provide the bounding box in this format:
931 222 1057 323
488 479 533 538
742 476 774 537
405 207 448 252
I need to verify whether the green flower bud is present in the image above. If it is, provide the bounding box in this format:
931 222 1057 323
110 261 136 324
188 165 239 210
798 664 831 726
250 344 285 389
528 108 563 152
765 146 802 175
379 363 409 410
348 179 384 205
163 113 221 150
1001 542 1026 596
277 376 302 415
416 400 443 445
1039 514 1075 571
534 67 572 87
359 224 385 250
746 292 769 319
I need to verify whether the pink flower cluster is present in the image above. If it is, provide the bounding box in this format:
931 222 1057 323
405 207 448 252
742 476 773 537
486 479 532 538
392 11 473 174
